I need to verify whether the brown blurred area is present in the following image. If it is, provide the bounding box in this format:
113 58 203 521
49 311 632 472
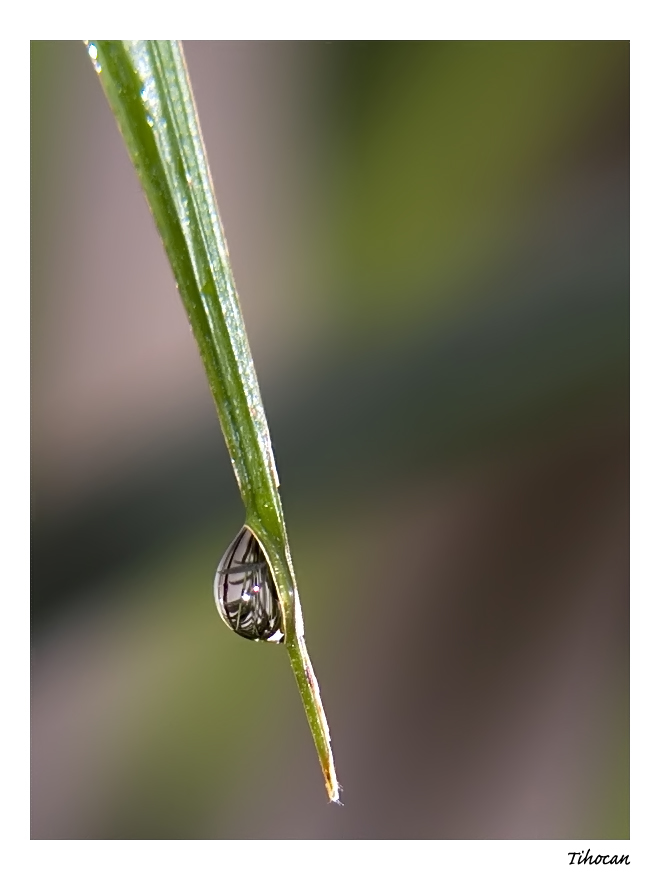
31 41 629 839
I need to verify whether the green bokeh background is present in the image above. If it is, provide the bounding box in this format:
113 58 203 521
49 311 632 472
31 41 629 839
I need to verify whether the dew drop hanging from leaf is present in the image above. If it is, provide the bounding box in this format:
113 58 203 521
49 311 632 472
214 527 285 643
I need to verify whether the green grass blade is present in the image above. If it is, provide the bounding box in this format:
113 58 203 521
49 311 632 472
86 39 340 804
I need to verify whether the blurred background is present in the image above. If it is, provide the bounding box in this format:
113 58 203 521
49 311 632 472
31 41 629 839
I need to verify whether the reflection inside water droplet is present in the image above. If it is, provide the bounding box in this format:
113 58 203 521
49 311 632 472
213 527 284 643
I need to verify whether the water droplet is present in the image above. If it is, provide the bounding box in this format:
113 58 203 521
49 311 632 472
214 527 284 643
86 41 102 74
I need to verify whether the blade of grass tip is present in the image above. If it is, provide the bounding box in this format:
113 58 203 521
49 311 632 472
85 39 340 804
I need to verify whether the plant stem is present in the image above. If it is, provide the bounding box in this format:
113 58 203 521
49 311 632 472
86 39 339 804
